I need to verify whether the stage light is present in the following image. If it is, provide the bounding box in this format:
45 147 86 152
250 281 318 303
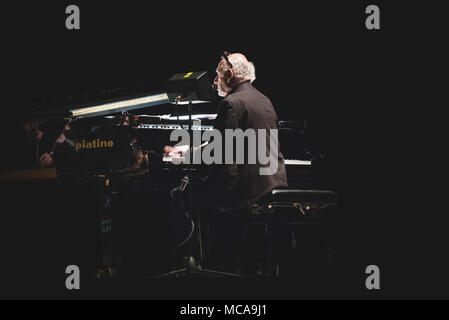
167 71 216 103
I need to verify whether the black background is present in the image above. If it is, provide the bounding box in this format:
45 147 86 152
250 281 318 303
0 1 447 299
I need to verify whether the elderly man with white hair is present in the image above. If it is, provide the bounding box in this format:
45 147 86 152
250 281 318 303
164 52 287 273
210 52 287 204
213 53 255 97
206 52 288 272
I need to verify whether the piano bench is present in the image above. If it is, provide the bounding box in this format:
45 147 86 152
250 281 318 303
242 189 338 277
247 188 337 222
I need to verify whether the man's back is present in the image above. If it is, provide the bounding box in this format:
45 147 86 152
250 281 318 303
211 80 288 211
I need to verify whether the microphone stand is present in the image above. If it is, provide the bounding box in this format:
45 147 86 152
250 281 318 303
151 99 240 279
49 118 73 157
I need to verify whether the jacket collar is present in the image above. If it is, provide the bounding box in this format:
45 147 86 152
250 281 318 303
227 80 252 96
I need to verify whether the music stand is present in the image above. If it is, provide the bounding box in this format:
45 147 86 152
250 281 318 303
151 71 241 279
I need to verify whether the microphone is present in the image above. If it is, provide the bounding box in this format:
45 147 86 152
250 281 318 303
170 175 190 221
179 175 190 193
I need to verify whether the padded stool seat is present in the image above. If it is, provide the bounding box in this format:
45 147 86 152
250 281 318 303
242 189 337 277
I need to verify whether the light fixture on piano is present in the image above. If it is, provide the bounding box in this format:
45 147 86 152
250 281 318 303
69 93 170 118
167 71 216 104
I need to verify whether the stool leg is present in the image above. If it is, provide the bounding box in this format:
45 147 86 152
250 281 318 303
264 223 271 275
242 224 249 275
265 222 278 277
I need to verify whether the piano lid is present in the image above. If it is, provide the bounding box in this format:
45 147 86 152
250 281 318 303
70 93 170 119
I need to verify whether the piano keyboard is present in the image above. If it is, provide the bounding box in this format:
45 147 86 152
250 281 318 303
284 159 312 166
162 157 312 166
162 156 185 162
138 124 214 131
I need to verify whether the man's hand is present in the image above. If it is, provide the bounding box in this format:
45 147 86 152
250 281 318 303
163 145 189 158
163 145 174 157
39 153 53 168
55 133 66 144
27 129 43 142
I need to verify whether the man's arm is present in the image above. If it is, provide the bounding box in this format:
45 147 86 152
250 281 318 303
214 99 239 132
163 100 239 161
208 100 240 188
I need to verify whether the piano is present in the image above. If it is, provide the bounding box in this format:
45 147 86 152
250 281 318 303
0 110 328 193
39 105 328 189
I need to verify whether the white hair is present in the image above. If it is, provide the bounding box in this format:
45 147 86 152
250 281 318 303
248 61 256 83
223 55 253 82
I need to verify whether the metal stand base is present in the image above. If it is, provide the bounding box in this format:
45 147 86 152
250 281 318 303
150 256 241 279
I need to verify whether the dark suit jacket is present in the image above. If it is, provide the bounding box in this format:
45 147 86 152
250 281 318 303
210 81 287 212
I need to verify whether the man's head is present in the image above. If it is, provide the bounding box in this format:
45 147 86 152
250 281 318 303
214 52 253 97
23 120 43 142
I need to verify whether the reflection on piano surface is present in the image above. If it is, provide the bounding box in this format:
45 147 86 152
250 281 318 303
0 167 58 181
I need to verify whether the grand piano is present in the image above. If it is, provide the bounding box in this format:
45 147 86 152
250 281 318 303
48 104 329 190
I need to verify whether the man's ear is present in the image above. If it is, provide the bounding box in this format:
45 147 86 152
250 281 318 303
224 69 234 84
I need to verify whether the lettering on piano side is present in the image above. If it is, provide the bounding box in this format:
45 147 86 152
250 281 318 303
75 139 114 151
